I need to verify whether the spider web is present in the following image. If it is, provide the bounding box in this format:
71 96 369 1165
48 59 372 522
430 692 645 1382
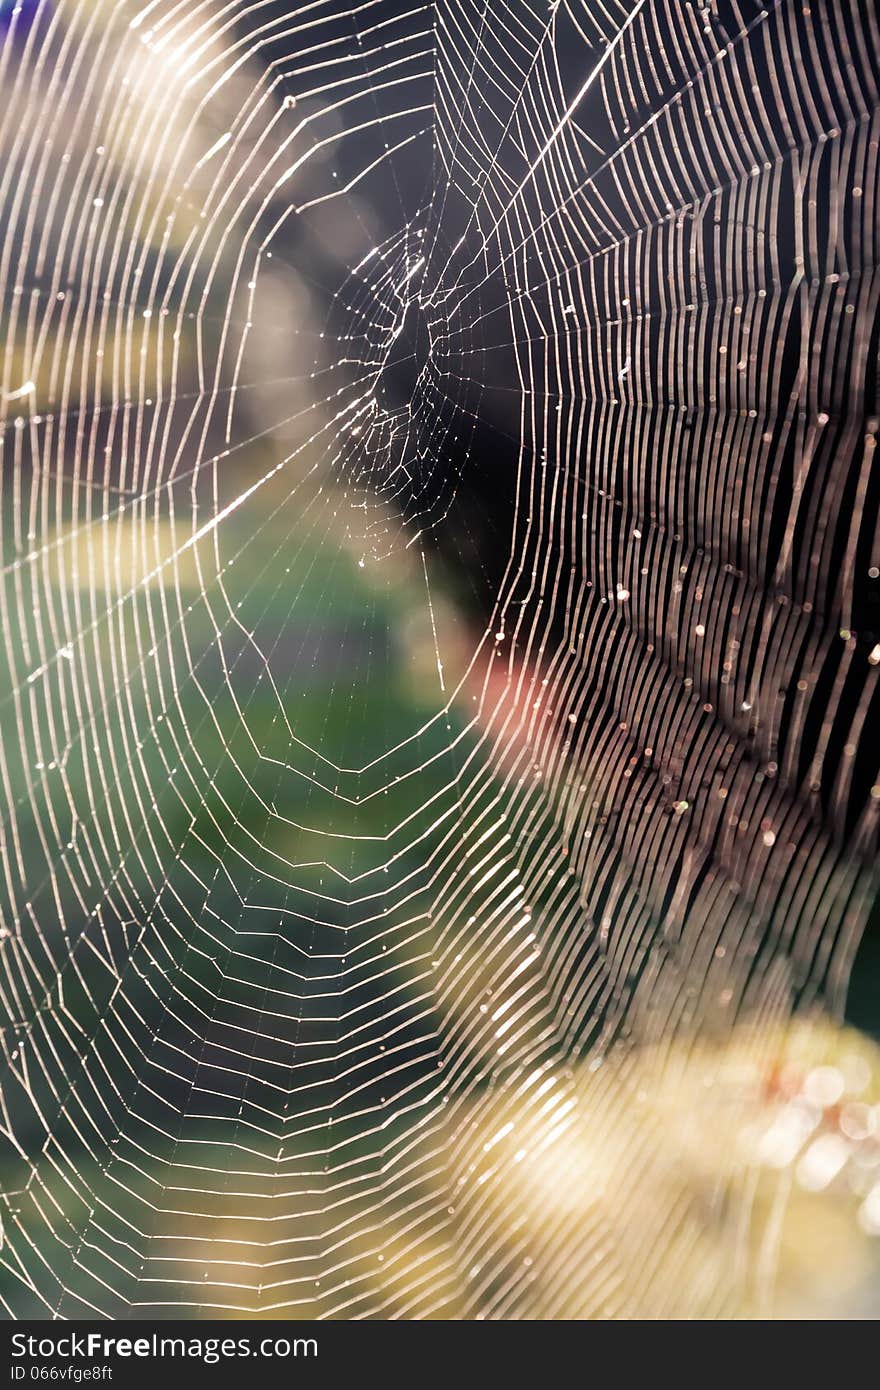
0 0 877 1319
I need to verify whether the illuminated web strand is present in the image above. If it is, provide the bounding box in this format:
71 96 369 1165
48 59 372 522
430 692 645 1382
0 0 876 1319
